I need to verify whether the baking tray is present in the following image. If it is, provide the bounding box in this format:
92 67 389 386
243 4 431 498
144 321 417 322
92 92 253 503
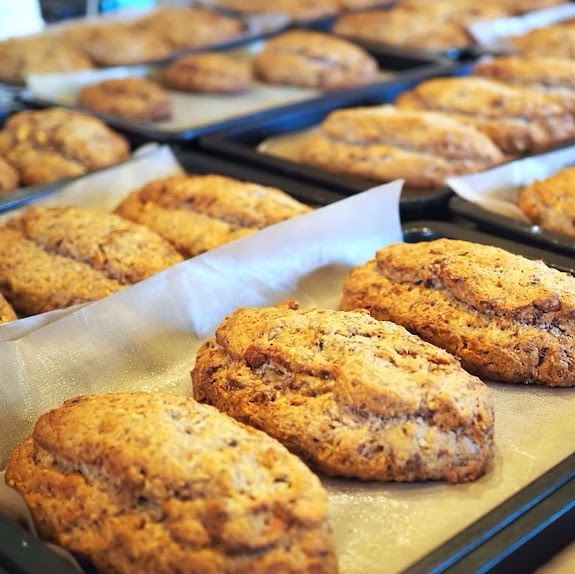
0 219 573 574
20 33 443 144
199 61 470 215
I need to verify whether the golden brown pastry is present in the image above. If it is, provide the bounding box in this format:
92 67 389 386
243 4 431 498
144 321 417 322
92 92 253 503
0 206 183 316
0 35 93 84
511 21 575 58
115 175 311 258
254 30 378 90
298 105 504 188
0 108 130 185
78 77 171 122
6 392 336 573
396 76 575 154
0 292 17 324
163 53 253 94
193 302 494 483
0 156 19 194
218 0 339 19
341 238 575 386
137 8 244 51
517 166 575 237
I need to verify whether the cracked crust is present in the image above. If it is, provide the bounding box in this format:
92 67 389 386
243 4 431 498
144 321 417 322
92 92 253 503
254 30 378 90
340 239 575 386
518 166 575 237
397 76 575 154
78 77 171 122
0 156 19 194
115 175 310 258
163 53 253 94
192 303 494 483
0 206 183 316
5 392 336 574
0 108 130 185
0 292 17 324
299 105 504 188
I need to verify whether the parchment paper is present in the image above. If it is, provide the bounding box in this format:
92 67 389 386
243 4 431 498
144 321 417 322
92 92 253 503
1 175 574 573
26 41 392 133
446 143 575 222
469 3 575 53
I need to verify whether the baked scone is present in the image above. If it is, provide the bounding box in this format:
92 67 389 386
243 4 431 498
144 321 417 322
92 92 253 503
0 206 183 316
219 0 339 19
137 8 244 51
115 175 311 258
298 105 504 188
396 76 575 154
474 56 575 93
0 156 19 194
6 392 336 573
333 2 505 50
193 302 494 483
78 77 171 122
341 238 575 387
498 0 567 13
0 292 17 324
0 108 130 185
254 30 378 90
517 166 575 237
163 53 253 94
511 21 575 58
0 35 93 84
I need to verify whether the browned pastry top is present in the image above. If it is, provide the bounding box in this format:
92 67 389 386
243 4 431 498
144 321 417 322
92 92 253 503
254 30 379 90
0 156 19 194
220 0 339 19
115 174 311 258
6 392 336 573
193 302 494 483
0 206 183 316
0 292 17 324
511 21 575 58
163 52 253 94
78 77 172 122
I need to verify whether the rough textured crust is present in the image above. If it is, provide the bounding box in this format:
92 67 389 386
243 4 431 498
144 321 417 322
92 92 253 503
511 22 575 58
193 303 494 483
137 8 244 50
0 156 19 194
0 206 183 316
219 0 339 19
78 77 172 122
517 166 575 237
115 175 310 258
396 76 575 154
0 292 17 324
474 56 575 93
6 392 336 574
499 0 568 13
0 35 93 84
340 238 575 387
0 108 130 185
163 53 253 94
254 30 378 90
333 2 505 50
299 105 504 188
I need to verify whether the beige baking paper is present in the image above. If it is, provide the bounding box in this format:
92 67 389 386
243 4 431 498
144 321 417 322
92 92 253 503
469 3 575 53
446 143 575 222
0 176 574 573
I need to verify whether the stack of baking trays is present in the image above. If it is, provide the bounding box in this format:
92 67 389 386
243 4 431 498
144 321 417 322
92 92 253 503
0 1 573 574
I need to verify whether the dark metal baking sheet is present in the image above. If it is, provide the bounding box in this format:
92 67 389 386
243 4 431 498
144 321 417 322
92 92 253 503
20 32 443 145
450 195 575 257
199 61 468 215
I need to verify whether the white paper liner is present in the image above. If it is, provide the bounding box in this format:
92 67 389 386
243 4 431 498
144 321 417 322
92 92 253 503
446 143 575 223
469 4 575 53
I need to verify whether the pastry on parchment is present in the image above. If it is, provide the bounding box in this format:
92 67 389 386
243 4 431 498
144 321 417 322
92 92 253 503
163 53 253 94
192 302 494 483
396 76 575 154
341 238 575 387
5 392 336 573
298 105 504 188
0 156 19 194
78 77 172 122
115 175 311 258
0 108 130 185
0 292 17 324
0 206 183 316
517 166 575 237
253 30 378 90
